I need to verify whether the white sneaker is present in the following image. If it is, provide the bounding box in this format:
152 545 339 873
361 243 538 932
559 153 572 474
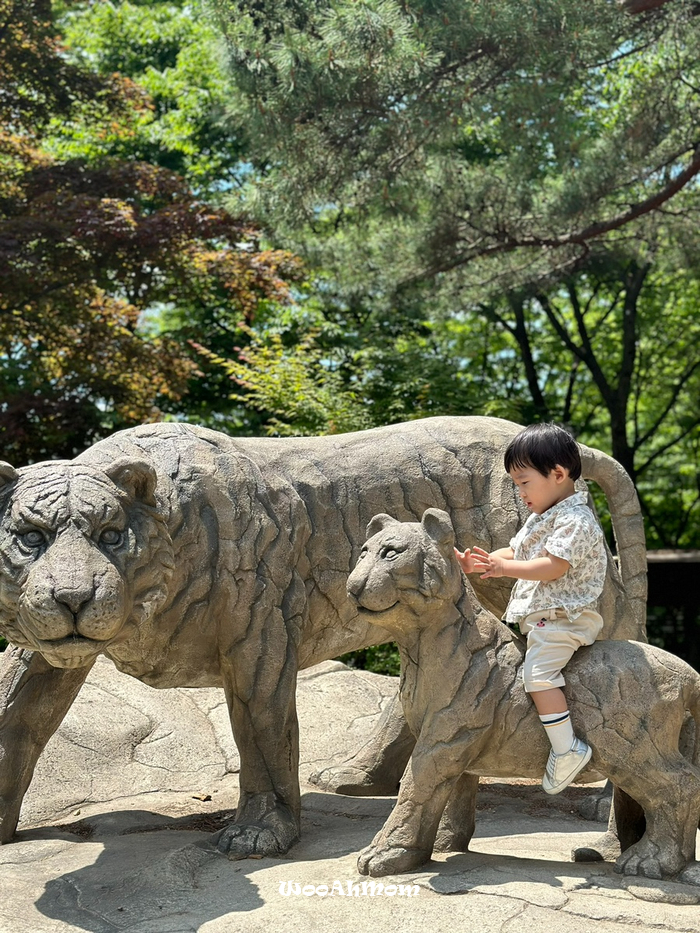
542 738 592 795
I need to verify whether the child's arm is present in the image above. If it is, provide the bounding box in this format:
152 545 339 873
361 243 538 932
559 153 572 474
454 545 514 574
470 546 569 581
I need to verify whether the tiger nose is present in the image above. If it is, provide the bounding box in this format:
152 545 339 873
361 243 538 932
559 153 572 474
53 584 92 616
346 571 365 601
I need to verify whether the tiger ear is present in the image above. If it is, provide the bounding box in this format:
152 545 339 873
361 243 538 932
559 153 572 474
0 462 19 495
104 458 158 507
421 508 455 549
366 512 400 539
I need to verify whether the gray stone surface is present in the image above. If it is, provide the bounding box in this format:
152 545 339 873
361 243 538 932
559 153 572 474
18 656 394 829
2 657 700 933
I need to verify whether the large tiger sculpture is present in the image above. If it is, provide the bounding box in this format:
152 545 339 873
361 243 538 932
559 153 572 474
0 417 645 859
348 510 700 883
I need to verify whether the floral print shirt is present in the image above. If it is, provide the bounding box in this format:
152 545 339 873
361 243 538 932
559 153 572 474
505 491 607 625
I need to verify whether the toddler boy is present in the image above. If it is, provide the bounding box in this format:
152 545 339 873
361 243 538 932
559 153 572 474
455 423 606 794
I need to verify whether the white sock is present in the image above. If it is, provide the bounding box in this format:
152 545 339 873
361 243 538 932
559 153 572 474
539 710 575 755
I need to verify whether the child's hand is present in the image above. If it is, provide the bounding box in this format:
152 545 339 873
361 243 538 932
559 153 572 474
470 546 505 579
453 546 478 574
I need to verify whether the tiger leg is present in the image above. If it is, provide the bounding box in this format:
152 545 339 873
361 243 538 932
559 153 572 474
0 646 93 842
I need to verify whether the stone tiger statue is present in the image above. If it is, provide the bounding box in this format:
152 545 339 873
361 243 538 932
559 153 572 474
347 509 700 884
0 417 645 859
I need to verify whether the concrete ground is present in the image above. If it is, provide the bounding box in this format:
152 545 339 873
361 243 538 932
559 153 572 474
2 657 699 933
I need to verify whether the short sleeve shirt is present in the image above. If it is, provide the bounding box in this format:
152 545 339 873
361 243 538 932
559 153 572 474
505 491 607 625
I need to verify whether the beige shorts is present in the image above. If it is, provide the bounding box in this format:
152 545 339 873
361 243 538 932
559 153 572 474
520 608 604 693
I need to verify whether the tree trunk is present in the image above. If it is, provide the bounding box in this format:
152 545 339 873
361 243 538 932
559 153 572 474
619 0 674 13
508 295 550 421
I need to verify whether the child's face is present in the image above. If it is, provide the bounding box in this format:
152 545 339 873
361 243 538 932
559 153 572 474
508 465 573 515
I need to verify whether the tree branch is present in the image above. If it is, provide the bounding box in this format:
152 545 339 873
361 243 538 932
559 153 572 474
562 359 581 424
639 493 673 549
619 0 685 13
637 418 700 476
478 300 514 335
617 263 650 419
636 358 700 450
507 293 549 418
535 291 616 411
424 145 700 279
675 490 700 544
546 147 700 246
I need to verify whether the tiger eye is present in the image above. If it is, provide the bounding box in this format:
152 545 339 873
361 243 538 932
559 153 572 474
20 529 46 548
100 528 123 546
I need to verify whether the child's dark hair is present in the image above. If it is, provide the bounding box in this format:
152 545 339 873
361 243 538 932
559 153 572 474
503 423 582 481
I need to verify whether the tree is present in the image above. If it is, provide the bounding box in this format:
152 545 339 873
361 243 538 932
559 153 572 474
472 240 700 548
49 0 248 197
0 147 306 460
0 0 121 134
0 0 303 461
210 0 700 292
205 0 700 545
200 273 521 435
208 235 700 550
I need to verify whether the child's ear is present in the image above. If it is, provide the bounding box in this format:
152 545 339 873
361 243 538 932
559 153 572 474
552 464 569 483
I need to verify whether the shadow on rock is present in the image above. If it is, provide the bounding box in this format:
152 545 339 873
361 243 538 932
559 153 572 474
32 795 390 932
35 811 263 933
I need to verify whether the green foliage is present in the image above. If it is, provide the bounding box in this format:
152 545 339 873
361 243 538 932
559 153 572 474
197 325 373 436
49 0 248 195
0 0 303 462
0 0 121 135
206 0 700 548
507 253 700 548
194 271 532 438
338 643 400 677
211 0 700 292
0 0 698 660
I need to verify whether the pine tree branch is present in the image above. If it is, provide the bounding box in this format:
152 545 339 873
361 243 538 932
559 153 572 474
531 145 700 246
423 145 700 279
619 0 693 13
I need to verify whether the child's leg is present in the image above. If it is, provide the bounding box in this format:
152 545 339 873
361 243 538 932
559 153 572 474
530 686 567 715
531 687 575 755
521 615 591 793
521 618 580 719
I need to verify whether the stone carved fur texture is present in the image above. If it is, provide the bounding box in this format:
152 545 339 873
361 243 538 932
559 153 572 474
347 509 700 883
0 417 646 859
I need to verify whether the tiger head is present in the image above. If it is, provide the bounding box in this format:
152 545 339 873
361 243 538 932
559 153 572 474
347 508 463 636
0 458 174 669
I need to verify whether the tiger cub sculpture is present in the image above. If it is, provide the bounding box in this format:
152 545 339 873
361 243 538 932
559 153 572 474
347 509 700 883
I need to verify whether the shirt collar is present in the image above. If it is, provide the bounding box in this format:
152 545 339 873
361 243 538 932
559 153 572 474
531 490 588 523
